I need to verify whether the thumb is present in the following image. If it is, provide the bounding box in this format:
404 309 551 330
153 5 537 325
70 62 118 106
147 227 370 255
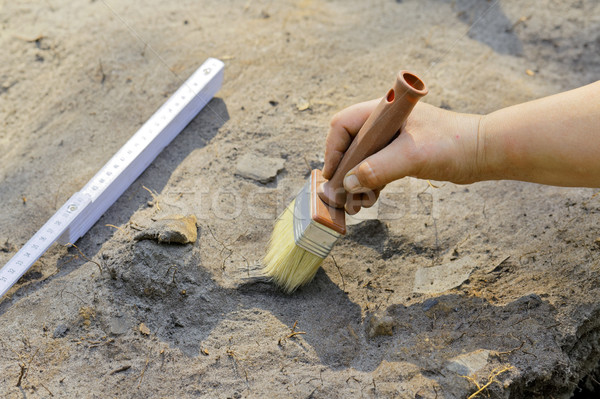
343 138 412 193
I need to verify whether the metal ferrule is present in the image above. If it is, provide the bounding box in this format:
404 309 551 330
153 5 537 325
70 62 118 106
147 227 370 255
293 179 341 258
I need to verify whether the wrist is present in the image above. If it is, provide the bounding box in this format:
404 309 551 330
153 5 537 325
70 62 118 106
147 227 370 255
473 112 510 182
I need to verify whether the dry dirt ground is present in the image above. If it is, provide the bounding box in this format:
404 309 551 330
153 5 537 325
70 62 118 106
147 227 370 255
1 0 600 398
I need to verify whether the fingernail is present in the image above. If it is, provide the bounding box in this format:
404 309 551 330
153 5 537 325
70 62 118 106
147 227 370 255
343 173 360 193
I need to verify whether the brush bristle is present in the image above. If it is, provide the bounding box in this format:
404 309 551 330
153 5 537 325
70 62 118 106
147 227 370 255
263 199 325 293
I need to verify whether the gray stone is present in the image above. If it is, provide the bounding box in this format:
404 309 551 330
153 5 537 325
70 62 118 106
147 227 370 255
53 324 69 338
422 298 439 312
413 256 475 294
107 316 130 336
134 214 197 244
235 154 285 184
446 349 491 376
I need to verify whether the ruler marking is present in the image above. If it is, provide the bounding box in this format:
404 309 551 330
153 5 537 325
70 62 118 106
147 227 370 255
0 58 224 299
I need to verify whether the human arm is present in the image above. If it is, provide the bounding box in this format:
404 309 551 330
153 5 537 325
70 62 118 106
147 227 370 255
322 80 600 214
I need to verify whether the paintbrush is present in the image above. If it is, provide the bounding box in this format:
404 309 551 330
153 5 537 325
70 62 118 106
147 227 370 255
263 71 428 293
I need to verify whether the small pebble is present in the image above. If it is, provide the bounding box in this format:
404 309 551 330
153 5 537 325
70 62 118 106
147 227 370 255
53 324 69 338
422 298 439 312
367 313 395 338
139 322 150 336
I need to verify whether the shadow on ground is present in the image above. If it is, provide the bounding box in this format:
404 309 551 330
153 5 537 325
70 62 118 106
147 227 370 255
94 230 596 397
0 98 229 316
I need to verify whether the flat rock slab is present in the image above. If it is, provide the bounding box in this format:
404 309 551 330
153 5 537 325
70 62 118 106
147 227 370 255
413 256 475 294
134 214 197 244
446 349 491 377
235 154 285 184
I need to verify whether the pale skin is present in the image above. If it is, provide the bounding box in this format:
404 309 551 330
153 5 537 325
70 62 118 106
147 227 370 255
322 80 600 215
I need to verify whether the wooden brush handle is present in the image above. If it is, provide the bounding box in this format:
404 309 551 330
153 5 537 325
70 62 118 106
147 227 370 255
318 71 428 208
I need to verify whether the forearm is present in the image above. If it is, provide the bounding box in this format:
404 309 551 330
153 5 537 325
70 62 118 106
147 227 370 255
478 81 600 187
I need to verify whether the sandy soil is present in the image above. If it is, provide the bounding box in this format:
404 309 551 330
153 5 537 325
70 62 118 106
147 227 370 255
1 0 600 397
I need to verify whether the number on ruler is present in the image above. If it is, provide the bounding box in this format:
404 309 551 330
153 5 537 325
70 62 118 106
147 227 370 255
0 58 223 298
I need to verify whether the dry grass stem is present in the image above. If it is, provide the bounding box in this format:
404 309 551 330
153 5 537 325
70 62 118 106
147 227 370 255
464 366 513 399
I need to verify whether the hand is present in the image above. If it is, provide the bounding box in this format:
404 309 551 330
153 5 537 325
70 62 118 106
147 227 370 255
322 100 482 214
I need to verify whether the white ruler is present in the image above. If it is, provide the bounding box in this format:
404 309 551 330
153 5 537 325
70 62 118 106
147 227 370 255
0 58 224 298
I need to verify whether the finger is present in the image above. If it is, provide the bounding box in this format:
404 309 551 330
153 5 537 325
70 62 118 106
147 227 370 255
344 188 382 215
360 188 382 208
343 136 416 193
344 193 363 215
323 99 381 179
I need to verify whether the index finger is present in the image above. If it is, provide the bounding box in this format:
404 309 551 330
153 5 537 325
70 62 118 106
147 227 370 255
322 98 381 180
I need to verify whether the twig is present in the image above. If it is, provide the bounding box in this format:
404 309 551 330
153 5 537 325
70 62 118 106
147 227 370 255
15 363 26 387
582 190 600 207
427 180 444 189
222 251 233 271
68 243 102 274
303 155 312 174
15 348 39 387
227 349 250 387
98 59 106 85
494 341 524 356
59 289 86 304
464 366 513 399
110 365 131 375
207 225 250 271
207 225 232 255
39 381 54 396
57 253 79 268
142 186 161 211
128 221 145 231
286 320 306 338
13 34 45 42
137 353 150 388
331 255 345 292
105 224 127 234
507 15 531 32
